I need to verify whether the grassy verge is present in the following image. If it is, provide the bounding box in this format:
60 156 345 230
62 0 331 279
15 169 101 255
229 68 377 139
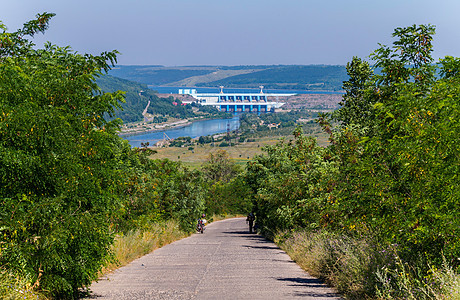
209 213 245 222
0 221 189 300
0 271 44 300
105 220 189 272
106 215 240 271
275 230 460 300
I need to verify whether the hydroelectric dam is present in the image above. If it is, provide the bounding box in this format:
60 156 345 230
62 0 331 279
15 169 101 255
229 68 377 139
179 86 295 113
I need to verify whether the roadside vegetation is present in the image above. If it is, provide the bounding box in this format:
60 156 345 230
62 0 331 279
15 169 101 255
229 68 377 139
107 220 188 271
1 14 458 300
0 14 250 299
245 25 460 299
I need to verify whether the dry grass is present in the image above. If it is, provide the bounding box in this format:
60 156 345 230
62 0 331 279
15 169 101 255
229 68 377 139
275 230 460 300
150 136 284 167
210 214 245 222
105 220 189 272
106 215 242 272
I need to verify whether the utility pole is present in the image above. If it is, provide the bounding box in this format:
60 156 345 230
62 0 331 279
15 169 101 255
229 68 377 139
227 122 230 142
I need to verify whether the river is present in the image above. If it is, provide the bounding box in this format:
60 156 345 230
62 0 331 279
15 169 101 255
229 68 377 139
122 116 240 148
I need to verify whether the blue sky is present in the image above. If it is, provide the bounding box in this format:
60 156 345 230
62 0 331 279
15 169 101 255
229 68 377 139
1 0 459 66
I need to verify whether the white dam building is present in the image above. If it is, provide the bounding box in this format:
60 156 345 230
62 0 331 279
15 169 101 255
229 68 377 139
179 86 295 113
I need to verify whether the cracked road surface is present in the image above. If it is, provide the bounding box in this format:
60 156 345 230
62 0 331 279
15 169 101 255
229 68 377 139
89 218 341 299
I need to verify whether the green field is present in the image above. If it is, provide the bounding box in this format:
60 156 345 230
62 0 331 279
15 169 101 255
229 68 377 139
150 132 329 169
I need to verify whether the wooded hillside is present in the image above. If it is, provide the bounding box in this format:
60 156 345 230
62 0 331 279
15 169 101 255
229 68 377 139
96 74 229 123
108 65 348 91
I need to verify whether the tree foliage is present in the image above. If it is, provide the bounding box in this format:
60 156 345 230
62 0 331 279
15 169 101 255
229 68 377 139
0 13 128 297
336 57 376 126
0 14 218 298
113 151 206 233
0 13 149 297
246 24 460 279
0 14 248 298
201 150 240 183
329 25 459 267
201 150 251 216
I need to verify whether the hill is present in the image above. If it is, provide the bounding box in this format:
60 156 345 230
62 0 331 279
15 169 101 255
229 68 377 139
108 65 216 85
96 75 153 122
96 75 229 123
108 65 348 91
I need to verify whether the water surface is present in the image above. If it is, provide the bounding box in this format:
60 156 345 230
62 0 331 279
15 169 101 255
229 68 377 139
123 116 240 148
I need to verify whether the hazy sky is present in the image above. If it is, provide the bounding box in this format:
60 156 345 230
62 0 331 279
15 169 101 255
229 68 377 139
1 0 459 66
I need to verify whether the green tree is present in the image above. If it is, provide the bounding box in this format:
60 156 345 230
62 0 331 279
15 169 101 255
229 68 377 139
201 150 240 183
200 150 253 216
0 13 125 298
237 24 460 299
244 126 338 236
247 24 460 275
330 24 460 268
335 57 376 127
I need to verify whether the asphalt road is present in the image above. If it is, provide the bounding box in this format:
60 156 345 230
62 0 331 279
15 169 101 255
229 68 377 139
89 218 341 299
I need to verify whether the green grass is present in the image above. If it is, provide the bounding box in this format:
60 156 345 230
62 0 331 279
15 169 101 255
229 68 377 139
151 136 285 167
0 271 44 300
150 131 329 169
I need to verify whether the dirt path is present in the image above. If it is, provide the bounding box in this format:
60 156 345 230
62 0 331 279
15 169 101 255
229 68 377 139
89 218 341 299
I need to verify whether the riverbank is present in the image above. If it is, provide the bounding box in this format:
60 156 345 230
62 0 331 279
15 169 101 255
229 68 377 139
118 114 237 138
119 119 193 136
118 92 341 138
120 116 240 148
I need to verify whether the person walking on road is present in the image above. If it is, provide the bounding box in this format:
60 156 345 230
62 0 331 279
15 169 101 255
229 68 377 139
246 212 255 233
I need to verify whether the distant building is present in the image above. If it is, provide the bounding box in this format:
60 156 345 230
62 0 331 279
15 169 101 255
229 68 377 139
179 87 294 113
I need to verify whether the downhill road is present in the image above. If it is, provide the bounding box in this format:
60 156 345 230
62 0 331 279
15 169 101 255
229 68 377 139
89 218 341 299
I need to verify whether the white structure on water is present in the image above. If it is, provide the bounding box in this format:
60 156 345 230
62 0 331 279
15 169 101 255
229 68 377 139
178 86 295 113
